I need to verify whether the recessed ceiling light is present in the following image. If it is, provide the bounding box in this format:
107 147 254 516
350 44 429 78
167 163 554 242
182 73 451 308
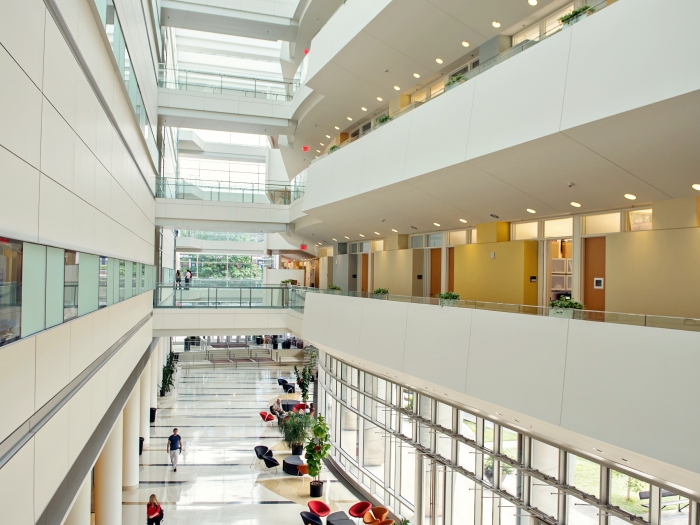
490 214 500 219
374 232 380 235
527 208 536 214
326 135 331 138
692 184 700 191
413 73 420 78
528 0 538 5
361 107 367 111
492 21 501 28
344 236 350 239
570 201 582 208
320 143 325 146
316 150 321 153
314 155 318 158
347 117 353 121
377 97 383 101
435 58 443 64
391 229 398 232
434 222 441 227
332 238 337 241
624 193 637 200
462 41 470 47
393 86 400 91
359 234 365 237
335 126 340 130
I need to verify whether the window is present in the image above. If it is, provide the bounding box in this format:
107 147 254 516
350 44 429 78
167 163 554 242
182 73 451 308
629 209 652 231
531 440 559 519
64 251 79 322
430 80 445 98
410 235 424 248
470 229 477 243
362 122 372 134
585 212 621 235
545 4 574 34
363 420 385 481
544 217 573 238
449 230 467 245
513 221 538 240
610 470 649 520
513 25 541 45
414 90 427 103
568 454 600 498
351 129 360 138
427 233 442 247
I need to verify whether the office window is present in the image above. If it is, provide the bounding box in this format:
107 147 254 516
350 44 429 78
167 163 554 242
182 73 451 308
544 217 573 238
99 257 108 308
64 251 79 321
119 260 126 301
21 243 46 338
545 5 574 34
585 212 620 235
430 80 445 98
449 230 467 245
78 254 99 316
414 90 427 103
513 25 541 45
410 235 424 248
531 440 559 519
0 238 23 346
610 470 649 520
568 454 600 499
427 233 442 247
46 247 65 328
470 229 477 243
629 209 652 231
514 221 538 240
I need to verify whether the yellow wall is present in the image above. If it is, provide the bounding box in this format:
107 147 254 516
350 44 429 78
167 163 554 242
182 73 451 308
373 249 423 296
453 241 538 305
606 228 700 318
476 222 510 243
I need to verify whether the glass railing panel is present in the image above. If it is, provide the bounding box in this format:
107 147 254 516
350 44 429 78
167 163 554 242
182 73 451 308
645 316 700 332
155 177 304 204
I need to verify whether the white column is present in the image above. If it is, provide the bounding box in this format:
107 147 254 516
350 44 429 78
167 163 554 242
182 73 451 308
122 382 140 490
150 342 159 408
63 473 91 525
95 413 123 525
140 360 152 446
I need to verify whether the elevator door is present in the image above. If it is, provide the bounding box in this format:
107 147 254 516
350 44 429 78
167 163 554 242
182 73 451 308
361 253 369 293
584 236 606 313
430 248 441 297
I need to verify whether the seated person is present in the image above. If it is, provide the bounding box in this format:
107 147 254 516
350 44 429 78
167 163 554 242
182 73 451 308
270 398 287 417
308 403 315 416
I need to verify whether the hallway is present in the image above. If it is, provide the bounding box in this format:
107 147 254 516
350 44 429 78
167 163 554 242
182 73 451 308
125 365 357 524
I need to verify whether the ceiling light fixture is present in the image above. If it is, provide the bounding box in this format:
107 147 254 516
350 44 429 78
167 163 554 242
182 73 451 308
391 229 398 232
393 85 400 91
692 184 700 191
413 73 420 78
624 193 637 200
377 97 383 101
462 41 470 47
492 21 501 28
359 234 365 237
374 232 380 235
326 135 331 138
344 236 350 239
434 222 441 227
570 201 582 208
335 126 340 130
527 208 536 214
332 238 337 241
490 214 500 219
320 143 325 146
528 0 538 5
361 107 367 111
316 150 321 153
347 117 353 121
435 58 443 64
460 219 467 223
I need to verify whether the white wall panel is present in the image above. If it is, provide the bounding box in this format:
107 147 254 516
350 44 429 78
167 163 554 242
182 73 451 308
357 299 408 370
67 381 93 464
359 114 412 194
43 16 79 129
35 324 72 410
34 403 70 517
0 338 36 443
0 146 40 242
70 315 94 380
41 101 77 191
0 0 46 86
38 175 76 249
74 139 98 207
0 439 35 525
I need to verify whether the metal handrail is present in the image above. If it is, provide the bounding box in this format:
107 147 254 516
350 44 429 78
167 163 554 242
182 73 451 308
156 177 304 204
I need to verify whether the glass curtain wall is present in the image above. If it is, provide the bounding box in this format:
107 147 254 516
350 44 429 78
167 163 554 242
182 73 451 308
178 253 264 282
318 351 694 525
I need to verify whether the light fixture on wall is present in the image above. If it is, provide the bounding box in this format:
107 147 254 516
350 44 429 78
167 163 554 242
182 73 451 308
316 150 321 153
393 85 401 90
320 143 325 146
527 208 536 214
459 219 467 223
332 238 337 241
624 193 637 200
570 201 582 207
462 41 470 47
435 58 443 64
377 97 383 101
492 21 501 27
413 73 420 78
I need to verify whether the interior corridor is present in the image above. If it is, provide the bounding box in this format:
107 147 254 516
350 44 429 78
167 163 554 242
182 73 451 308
126 365 358 524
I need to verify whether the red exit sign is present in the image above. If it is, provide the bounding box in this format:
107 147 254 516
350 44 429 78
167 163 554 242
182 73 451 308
300 244 307 250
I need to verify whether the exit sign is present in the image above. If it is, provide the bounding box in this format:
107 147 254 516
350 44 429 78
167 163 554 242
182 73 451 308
300 244 307 250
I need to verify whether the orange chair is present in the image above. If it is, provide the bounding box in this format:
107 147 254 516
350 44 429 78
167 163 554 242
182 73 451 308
297 464 310 482
372 507 389 522
363 511 380 525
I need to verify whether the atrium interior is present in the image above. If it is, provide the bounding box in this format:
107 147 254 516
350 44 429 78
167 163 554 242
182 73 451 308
1 0 700 524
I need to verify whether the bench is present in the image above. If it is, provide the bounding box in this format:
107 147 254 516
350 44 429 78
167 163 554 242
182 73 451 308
638 490 689 511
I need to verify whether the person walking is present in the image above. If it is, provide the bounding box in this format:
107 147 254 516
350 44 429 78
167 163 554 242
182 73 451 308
175 270 182 289
146 494 163 525
184 269 192 290
166 428 183 472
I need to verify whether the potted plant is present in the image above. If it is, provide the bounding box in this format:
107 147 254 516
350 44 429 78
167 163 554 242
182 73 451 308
160 350 176 396
281 279 293 286
399 520 412 525
294 364 314 403
376 115 392 125
560 5 591 25
278 411 313 456
548 297 584 318
445 74 465 91
305 415 331 497
328 284 341 294
436 291 460 306
373 287 389 299
329 145 340 153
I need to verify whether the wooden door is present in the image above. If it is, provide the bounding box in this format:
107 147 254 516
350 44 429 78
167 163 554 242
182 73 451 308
430 248 441 297
361 253 369 293
584 237 606 312
447 247 455 292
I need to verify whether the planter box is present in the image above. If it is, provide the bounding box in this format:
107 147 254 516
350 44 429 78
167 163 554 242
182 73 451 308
373 293 388 300
439 299 459 307
549 308 574 319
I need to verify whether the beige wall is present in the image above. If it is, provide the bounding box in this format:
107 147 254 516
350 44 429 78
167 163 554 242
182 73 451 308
606 228 700 318
373 249 422 296
652 196 700 230
453 240 538 305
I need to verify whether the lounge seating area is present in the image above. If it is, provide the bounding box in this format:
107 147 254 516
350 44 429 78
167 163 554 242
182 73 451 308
301 501 390 525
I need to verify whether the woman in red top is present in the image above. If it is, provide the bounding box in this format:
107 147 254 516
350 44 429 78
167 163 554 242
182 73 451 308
147 494 163 525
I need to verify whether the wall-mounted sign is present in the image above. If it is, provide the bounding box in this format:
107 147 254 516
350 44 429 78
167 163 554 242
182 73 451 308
300 244 307 250
594 278 604 289
417 275 423 280
530 276 537 282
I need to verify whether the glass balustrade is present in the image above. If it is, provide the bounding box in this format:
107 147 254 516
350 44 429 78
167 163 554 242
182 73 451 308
156 177 304 204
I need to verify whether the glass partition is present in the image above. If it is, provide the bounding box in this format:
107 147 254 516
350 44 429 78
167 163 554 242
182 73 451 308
0 238 22 347
20 243 45 338
64 251 79 322
46 247 65 328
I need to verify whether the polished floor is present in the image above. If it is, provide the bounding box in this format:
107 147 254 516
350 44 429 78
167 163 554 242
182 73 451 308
123 365 358 524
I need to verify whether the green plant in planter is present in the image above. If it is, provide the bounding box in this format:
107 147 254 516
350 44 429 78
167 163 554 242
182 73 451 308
560 5 591 24
294 365 314 403
281 279 293 284
373 287 389 295
329 145 340 153
549 298 584 310
278 411 313 451
446 74 465 87
161 350 176 394
328 284 341 291
436 292 460 300
376 115 392 125
399 519 412 525
305 415 331 491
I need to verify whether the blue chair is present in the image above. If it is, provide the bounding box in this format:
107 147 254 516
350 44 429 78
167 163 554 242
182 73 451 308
300 511 323 525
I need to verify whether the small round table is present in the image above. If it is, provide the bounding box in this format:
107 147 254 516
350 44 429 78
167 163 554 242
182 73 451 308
282 455 304 476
